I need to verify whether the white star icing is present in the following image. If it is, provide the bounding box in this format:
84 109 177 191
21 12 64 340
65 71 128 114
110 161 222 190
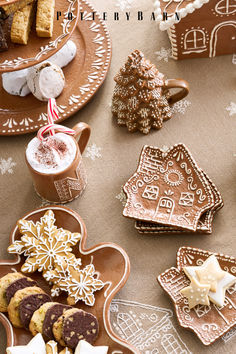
6 333 46 354
183 255 236 307
75 340 108 354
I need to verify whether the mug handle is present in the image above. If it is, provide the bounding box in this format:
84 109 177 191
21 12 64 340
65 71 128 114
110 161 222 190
72 122 91 154
164 79 189 105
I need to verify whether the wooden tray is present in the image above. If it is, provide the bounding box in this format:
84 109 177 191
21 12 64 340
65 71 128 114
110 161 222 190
0 0 111 135
0 0 79 72
0 205 138 353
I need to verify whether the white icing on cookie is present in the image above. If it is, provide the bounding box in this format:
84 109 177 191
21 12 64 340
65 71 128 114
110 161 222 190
27 61 65 101
183 255 236 307
2 69 31 97
75 339 108 354
50 40 77 68
7 333 46 354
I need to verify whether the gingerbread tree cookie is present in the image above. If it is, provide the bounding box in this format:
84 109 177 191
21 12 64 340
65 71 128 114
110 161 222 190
8 210 81 274
111 50 172 134
44 255 104 306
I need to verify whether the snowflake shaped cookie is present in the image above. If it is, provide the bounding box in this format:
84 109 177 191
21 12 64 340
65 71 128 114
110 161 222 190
44 255 104 306
8 210 81 274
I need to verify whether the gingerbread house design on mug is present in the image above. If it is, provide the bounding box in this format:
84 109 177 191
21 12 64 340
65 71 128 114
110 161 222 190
154 0 236 59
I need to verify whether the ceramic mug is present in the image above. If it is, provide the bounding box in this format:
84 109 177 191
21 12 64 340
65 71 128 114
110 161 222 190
26 122 91 203
163 79 189 105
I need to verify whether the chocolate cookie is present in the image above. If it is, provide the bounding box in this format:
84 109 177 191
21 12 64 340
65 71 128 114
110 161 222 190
6 277 37 304
7 286 44 328
43 303 71 340
19 293 51 329
0 272 24 312
62 309 99 348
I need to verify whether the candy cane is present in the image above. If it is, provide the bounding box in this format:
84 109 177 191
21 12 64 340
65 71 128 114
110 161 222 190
47 98 59 136
37 124 75 141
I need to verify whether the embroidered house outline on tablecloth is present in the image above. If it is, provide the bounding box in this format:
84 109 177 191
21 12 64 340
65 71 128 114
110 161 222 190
110 299 191 353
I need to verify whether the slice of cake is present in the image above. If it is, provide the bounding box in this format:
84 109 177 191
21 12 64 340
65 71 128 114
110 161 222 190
10 2 35 45
36 0 55 38
0 0 34 19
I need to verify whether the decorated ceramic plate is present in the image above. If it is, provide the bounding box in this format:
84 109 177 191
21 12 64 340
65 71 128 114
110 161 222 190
0 0 111 136
0 205 138 353
0 0 79 72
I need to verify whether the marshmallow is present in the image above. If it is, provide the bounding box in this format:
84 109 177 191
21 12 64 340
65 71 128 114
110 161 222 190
27 61 65 101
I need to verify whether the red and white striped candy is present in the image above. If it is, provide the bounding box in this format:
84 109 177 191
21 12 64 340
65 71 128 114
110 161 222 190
37 124 75 141
37 98 75 140
47 98 59 136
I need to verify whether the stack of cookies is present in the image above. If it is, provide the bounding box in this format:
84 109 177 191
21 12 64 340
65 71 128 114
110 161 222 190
0 0 55 49
0 272 99 351
123 143 223 235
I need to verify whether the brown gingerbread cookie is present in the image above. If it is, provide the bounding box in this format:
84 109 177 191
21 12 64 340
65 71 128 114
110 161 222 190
62 308 99 348
19 292 51 329
6 277 37 304
43 303 71 341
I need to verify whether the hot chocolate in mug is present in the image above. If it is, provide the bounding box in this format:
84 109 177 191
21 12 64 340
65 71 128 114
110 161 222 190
25 122 91 203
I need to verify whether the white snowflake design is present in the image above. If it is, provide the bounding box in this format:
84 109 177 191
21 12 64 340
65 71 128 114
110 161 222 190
171 100 191 114
226 102 236 116
44 256 104 306
155 47 172 62
116 187 127 206
232 54 236 65
115 0 134 11
8 210 81 274
0 157 16 175
85 143 102 160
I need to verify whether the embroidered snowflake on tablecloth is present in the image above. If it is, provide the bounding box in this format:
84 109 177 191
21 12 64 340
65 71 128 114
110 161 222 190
44 256 104 306
226 102 236 116
171 99 191 114
154 47 172 62
116 0 134 11
232 54 236 65
85 144 102 161
8 210 81 274
116 187 127 206
0 157 16 175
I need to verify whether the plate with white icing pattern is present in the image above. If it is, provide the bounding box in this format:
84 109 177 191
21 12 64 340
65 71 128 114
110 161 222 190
0 205 138 353
0 0 79 72
0 0 111 135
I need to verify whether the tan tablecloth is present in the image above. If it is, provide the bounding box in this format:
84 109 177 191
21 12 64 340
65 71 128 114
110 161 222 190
0 0 236 353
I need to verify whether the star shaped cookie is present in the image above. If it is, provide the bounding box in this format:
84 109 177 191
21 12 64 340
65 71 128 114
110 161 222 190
8 210 81 274
195 255 225 292
180 277 210 309
6 333 46 354
44 256 104 306
75 340 108 354
183 255 236 307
